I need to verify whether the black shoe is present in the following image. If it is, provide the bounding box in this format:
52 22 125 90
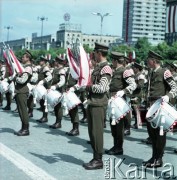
174 149 177 154
142 158 155 167
66 129 79 136
28 113 33 118
36 107 42 111
0 103 3 107
80 117 87 123
105 147 123 155
151 159 163 168
141 138 152 145
49 122 61 129
124 129 131 136
36 117 48 123
14 129 30 136
2 106 11 111
83 159 103 170
104 122 106 128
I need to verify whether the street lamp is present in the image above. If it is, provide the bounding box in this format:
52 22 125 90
4 26 13 42
92 12 112 42
37 16 48 49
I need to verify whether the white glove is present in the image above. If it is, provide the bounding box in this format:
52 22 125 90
3 78 8 82
38 80 44 85
162 95 169 103
116 90 125 97
51 86 56 91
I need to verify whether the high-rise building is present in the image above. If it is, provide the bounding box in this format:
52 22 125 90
165 0 177 45
122 0 166 45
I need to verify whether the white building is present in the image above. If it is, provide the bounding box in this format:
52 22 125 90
122 0 166 45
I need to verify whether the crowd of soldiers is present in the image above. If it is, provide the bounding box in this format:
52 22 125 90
0 42 177 170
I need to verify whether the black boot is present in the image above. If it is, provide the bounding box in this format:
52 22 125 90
142 157 155 167
14 124 30 136
66 123 79 136
83 154 103 170
2 105 11 111
36 113 48 123
49 119 62 129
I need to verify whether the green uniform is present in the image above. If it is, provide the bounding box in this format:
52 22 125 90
15 64 32 131
87 61 112 159
147 67 177 161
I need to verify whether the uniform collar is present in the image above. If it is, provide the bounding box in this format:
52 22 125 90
153 66 161 72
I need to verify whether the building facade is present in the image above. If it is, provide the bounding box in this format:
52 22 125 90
122 0 166 45
165 0 177 45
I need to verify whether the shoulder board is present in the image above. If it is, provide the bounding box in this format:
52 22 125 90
123 69 134 78
100 65 112 76
164 69 172 79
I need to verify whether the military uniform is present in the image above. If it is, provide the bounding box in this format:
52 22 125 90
49 56 66 129
143 51 177 168
131 62 147 129
14 50 33 136
27 64 38 117
65 71 80 136
105 52 136 156
36 56 52 123
83 43 112 170
0 60 6 106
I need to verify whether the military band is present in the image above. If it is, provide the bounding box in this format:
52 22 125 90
1 43 177 172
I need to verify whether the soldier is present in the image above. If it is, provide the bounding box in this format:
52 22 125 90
49 56 66 129
14 50 33 136
0 59 6 107
36 56 52 123
142 50 177 168
83 43 112 170
27 60 38 117
105 52 136 156
65 70 80 136
131 62 147 129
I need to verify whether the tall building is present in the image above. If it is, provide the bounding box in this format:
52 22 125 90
165 0 177 45
122 0 166 45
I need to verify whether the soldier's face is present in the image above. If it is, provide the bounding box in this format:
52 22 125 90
22 54 28 64
147 58 155 69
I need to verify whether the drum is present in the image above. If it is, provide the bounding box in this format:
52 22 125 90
107 96 132 124
62 91 81 110
44 90 62 108
146 98 177 132
0 80 9 94
32 85 47 103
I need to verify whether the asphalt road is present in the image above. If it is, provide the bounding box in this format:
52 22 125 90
0 101 177 180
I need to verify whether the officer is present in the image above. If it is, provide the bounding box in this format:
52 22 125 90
14 50 33 136
83 43 112 170
36 56 52 123
0 59 6 107
142 50 177 168
105 52 136 156
49 56 66 129
131 62 147 129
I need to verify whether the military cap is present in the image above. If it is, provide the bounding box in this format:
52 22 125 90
110 51 124 60
148 50 163 60
132 62 143 70
24 50 33 59
40 55 48 61
55 55 66 64
94 42 109 52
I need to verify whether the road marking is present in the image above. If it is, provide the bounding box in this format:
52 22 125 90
0 142 57 180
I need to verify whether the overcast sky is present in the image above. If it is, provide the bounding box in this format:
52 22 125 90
0 0 123 42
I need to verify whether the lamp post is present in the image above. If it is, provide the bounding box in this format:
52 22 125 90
37 16 48 49
4 26 13 42
92 12 112 42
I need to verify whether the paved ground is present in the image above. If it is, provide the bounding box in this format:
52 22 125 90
0 101 177 180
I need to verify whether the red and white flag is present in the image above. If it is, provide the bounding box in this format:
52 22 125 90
166 5 177 33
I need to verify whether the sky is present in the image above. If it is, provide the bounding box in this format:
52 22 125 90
0 0 123 42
